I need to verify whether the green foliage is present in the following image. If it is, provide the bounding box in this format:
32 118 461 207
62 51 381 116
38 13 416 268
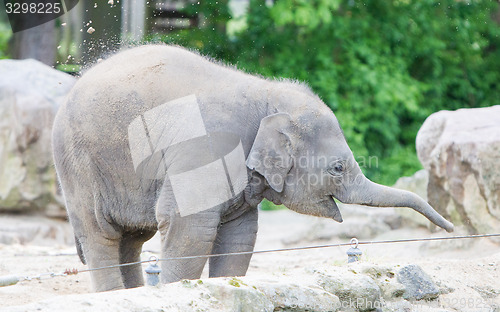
260 199 286 211
56 64 81 73
0 22 11 59
147 0 500 185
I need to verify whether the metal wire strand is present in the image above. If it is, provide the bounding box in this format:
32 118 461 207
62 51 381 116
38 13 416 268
75 233 500 274
3 233 498 284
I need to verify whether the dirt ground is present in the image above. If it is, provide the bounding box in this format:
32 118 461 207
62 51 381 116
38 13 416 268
0 208 499 311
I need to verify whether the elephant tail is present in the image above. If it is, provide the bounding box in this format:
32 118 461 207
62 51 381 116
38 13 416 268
75 235 86 265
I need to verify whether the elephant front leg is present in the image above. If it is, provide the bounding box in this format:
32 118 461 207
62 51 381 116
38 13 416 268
209 207 258 278
157 207 221 283
79 235 125 292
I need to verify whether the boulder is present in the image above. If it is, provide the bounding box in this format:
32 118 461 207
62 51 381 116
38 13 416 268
0 59 76 216
336 263 442 306
4 280 221 312
193 278 274 312
1 263 451 312
357 264 405 301
4 277 342 312
316 268 382 311
416 106 500 235
397 264 439 301
247 278 341 311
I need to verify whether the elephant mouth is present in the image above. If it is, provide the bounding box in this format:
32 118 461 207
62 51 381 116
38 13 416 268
327 195 343 223
291 196 343 223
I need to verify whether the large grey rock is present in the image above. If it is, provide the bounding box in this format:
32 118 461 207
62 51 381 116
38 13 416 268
397 264 439 301
0 59 76 216
196 278 274 312
3 280 221 312
316 268 382 311
416 106 500 235
357 264 405 301
0 263 451 311
3 276 342 312
247 278 341 311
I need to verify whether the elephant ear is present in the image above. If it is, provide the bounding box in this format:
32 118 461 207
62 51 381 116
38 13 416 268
246 113 294 193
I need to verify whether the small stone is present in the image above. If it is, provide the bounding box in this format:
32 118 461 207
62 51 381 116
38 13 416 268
87 27 95 34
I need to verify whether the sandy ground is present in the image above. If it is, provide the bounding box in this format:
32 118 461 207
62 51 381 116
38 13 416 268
0 207 499 310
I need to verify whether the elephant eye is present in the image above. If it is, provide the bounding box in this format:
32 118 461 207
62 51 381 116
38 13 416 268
327 161 345 176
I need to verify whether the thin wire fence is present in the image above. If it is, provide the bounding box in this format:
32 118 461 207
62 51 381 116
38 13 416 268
2 233 499 286
68 233 500 274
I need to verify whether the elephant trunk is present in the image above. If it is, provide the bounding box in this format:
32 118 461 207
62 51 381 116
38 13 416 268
342 176 454 232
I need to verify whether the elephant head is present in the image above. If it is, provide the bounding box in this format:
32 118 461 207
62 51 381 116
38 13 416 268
247 107 454 233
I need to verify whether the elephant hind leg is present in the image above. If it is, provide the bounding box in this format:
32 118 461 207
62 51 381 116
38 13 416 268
119 230 156 289
63 194 124 291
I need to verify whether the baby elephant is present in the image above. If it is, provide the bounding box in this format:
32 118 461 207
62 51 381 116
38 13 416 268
52 45 453 292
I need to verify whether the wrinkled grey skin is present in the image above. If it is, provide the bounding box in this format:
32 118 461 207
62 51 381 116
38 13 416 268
52 45 453 292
